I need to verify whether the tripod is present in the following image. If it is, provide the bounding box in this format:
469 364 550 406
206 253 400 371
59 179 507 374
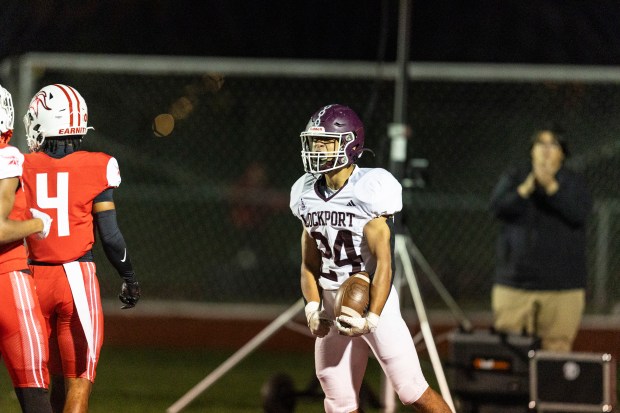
380 225 472 413
380 2 471 410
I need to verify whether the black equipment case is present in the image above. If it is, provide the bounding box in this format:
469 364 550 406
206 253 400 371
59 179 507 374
447 328 541 404
529 350 617 412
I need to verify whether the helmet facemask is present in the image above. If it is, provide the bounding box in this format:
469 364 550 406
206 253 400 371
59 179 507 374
300 104 365 174
301 129 358 173
24 112 45 151
0 85 14 143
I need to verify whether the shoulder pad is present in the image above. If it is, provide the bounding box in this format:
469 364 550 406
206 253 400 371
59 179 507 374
0 146 24 180
290 173 316 216
106 157 121 187
354 168 402 216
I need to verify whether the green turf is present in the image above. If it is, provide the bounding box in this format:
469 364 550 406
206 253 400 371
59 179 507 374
1 346 618 412
0 346 390 412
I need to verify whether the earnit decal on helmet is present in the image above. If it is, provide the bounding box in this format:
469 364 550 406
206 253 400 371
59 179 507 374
300 104 365 174
24 84 92 152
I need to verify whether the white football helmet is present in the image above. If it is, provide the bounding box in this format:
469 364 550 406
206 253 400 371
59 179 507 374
23 84 92 151
0 85 14 134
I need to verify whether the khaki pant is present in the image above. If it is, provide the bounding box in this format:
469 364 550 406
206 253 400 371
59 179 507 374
491 284 585 352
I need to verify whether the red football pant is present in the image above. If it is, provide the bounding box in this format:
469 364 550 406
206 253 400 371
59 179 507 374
31 262 103 382
0 271 49 388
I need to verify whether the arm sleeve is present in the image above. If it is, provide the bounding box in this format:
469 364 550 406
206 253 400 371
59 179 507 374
94 208 136 283
93 188 114 203
489 167 529 219
544 169 592 226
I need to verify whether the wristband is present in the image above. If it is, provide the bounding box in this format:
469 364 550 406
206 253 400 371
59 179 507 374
366 312 380 332
304 301 320 323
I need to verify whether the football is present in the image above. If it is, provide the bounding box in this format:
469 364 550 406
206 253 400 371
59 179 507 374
334 272 370 319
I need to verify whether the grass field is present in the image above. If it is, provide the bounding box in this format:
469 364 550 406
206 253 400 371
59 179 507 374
0 346 391 413
1 345 618 412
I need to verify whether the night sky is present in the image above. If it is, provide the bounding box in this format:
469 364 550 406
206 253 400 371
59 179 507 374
2 0 620 65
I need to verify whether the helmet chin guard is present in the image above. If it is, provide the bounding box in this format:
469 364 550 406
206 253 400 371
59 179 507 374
300 104 365 174
0 85 14 136
23 84 92 152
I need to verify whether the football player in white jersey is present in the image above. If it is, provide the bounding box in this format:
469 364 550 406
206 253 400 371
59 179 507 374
290 104 452 413
0 85 53 413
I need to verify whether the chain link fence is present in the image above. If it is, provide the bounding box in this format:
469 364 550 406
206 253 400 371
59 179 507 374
1 55 618 313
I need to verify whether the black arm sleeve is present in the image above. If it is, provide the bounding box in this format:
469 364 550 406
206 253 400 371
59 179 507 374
94 208 136 283
93 188 114 203
544 169 593 226
489 167 529 219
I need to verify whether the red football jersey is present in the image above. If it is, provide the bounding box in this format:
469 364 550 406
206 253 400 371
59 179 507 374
0 144 28 273
22 151 121 263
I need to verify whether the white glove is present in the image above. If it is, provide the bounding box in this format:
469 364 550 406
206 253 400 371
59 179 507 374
335 312 380 337
30 208 52 239
305 301 332 338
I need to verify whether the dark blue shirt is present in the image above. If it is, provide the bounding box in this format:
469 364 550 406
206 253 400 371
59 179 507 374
489 164 592 290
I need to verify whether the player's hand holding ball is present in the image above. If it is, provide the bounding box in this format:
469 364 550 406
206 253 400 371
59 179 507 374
336 312 379 337
333 272 379 336
305 301 332 337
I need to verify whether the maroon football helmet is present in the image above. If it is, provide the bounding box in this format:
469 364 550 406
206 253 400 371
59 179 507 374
300 104 365 173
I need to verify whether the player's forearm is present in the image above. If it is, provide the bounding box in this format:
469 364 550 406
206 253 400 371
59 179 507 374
0 218 42 245
94 209 136 282
102 239 135 282
300 229 322 303
363 217 392 315
0 178 43 243
300 267 321 303
368 264 390 316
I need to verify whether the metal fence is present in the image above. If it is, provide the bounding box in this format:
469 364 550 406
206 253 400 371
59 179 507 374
1 54 618 313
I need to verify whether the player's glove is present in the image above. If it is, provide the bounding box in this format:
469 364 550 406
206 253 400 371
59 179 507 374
119 281 141 309
30 208 52 239
305 301 332 338
335 312 380 337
